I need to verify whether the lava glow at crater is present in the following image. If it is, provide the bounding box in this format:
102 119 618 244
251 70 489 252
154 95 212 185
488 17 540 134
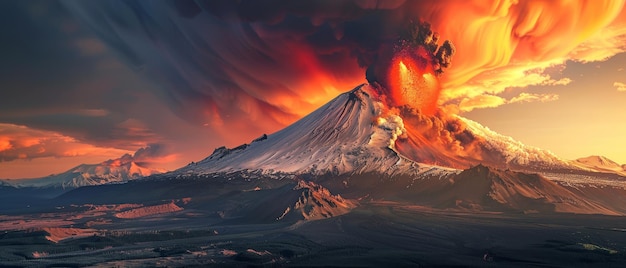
388 51 441 115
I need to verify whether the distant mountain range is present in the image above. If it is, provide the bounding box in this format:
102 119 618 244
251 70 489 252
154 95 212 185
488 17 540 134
2 153 164 189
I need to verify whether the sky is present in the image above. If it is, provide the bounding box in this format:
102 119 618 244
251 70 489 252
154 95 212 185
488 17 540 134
1 0 625 179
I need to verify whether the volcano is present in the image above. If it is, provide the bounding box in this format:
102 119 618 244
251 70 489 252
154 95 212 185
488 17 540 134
181 85 423 176
182 84 575 175
173 84 626 215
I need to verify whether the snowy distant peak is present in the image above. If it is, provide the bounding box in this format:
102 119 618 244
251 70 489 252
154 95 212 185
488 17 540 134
7 157 164 189
181 84 431 176
576 155 622 168
573 155 625 175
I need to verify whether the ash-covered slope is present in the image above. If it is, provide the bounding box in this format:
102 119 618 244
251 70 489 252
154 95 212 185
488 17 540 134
181 85 432 176
5 154 164 189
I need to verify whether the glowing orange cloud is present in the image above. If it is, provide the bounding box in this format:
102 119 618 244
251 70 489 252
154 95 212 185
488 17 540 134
0 123 132 163
412 0 626 109
204 41 364 146
387 47 441 115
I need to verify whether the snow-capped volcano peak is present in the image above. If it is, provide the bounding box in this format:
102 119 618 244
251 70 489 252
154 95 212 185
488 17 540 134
180 84 607 176
183 85 423 175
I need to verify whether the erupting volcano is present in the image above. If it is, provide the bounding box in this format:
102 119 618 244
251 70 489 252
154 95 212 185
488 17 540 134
182 21 604 175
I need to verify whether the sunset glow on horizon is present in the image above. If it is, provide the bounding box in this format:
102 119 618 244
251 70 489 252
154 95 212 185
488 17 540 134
1 0 626 179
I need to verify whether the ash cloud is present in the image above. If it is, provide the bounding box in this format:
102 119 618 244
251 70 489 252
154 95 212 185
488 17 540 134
397 107 484 158
106 143 172 167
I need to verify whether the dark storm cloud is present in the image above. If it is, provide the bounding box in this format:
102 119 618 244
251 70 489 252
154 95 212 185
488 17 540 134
0 1 170 150
133 143 167 161
60 0 447 128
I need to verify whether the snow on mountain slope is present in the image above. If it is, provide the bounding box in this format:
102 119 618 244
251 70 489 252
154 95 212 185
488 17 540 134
180 84 440 176
459 117 572 170
5 154 164 189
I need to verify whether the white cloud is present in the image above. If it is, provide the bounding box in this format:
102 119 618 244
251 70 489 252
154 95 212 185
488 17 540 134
510 93 559 104
614 82 626 92
459 95 507 112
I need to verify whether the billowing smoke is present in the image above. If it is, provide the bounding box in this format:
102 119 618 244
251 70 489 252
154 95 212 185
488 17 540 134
102 143 174 168
392 106 485 168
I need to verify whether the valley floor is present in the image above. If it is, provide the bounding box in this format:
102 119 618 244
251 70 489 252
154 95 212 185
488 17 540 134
1 202 626 267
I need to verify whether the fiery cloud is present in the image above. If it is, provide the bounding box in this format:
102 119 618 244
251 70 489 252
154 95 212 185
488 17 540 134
366 21 454 115
0 123 131 162
459 92 560 112
459 95 507 112
614 82 626 91
510 93 559 104
0 123 177 178
422 0 626 109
